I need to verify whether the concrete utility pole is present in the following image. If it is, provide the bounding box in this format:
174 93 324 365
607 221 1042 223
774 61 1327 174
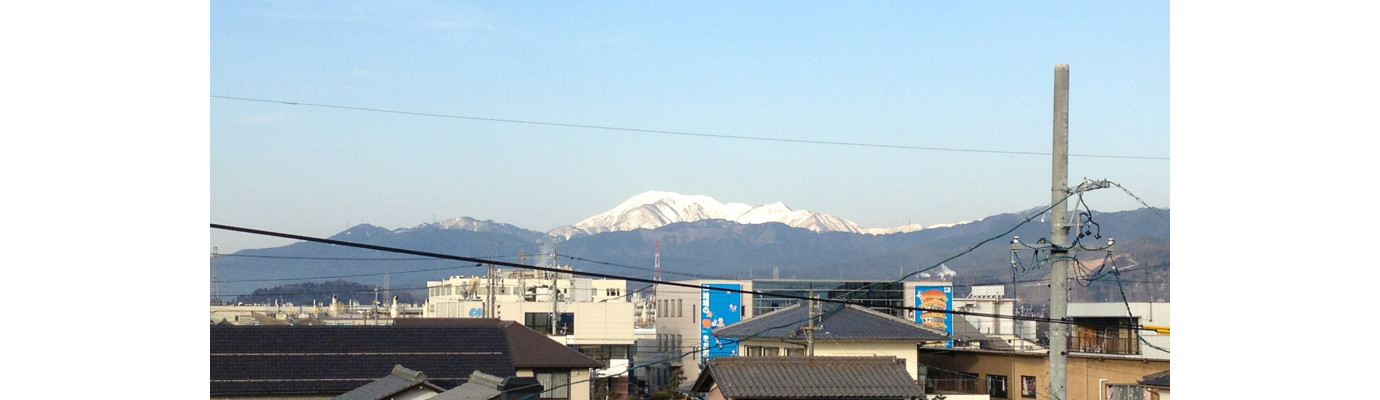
805 291 816 356
546 242 552 336
1049 64 1070 400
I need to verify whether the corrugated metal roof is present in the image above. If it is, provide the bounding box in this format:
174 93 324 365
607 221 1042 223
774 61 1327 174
695 356 923 399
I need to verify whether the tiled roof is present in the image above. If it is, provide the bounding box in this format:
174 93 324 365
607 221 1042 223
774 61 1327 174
394 318 603 369
1139 370 1170 388
210 325 517 396
432 370 544 400
431 371 504 400
712 304 947 341
692 356 923 399
497 321 603 369
335 365 444 400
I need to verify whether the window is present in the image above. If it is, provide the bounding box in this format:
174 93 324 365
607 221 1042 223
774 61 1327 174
536 371 570 399
987 375 1008 399
525 313 552 334
1108 385 1146 400
1020 376 1037 398
785 347 805 356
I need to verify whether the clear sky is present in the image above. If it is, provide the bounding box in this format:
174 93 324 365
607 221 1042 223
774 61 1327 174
210 1 1169 252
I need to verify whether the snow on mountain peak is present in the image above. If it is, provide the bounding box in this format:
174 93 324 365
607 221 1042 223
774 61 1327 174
546 191 976 239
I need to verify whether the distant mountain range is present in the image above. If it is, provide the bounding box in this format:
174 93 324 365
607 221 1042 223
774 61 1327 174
213 191 1170 305
547 191 931 238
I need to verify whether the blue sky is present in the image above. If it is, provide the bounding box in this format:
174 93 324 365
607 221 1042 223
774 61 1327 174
211 1 1169 252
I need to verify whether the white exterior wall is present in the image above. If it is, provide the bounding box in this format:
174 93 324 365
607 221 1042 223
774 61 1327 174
954 298 1015 336
425 299 635 346
649 280 754 390
1068 302 1170 360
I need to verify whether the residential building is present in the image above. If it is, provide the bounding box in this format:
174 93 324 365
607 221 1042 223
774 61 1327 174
1135 370 1170 400
394 319 605 400
645 279 953 392
712 303 947 382
1066 302 1170 360
210 323 601 400
423 267 636 385
690 356 924 400
917 348 1169 400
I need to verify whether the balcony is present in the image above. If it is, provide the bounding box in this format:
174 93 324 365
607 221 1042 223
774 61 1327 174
1068 335 1140 355
925 378 985 395
925 369 985 395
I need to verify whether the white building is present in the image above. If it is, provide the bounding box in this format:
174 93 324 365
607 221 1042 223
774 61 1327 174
1067 301 1170 360
423 267 637 380
950 285 1041 351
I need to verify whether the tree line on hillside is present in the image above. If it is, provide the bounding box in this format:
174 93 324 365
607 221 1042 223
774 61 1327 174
233 280 420 306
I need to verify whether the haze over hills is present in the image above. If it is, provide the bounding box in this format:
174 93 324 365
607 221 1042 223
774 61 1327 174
212 191 1169 305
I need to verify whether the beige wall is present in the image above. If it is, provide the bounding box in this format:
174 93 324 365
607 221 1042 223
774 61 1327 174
516 369 593 400
424 298 635 345
918 350 1168 400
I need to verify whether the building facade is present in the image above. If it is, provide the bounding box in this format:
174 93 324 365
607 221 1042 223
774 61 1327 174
422 267 636 391
642 279 953 392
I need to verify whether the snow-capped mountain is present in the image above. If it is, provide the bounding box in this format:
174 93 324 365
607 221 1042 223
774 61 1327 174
548 191 927 238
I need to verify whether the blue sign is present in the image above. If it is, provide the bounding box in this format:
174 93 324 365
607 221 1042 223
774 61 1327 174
468 307 483 317
914 285 953 347
700 283 742 360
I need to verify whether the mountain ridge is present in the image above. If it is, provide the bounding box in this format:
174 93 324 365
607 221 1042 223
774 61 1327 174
211 193 1169 305
548 190 938 239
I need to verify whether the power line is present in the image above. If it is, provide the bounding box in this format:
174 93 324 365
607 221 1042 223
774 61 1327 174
210 223 1160 330
215 253 441 261
211 95 1169 160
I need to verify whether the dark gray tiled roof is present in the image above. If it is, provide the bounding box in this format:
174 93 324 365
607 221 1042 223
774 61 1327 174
432 371 504 400
1139 370 1170 387
712 304 947 341
394 318 603 369
335 365 444 400
692 356 923 399
210 325 517 396
432 370 545 400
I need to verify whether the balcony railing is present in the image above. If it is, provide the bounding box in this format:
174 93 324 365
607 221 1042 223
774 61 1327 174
925 378 985 395
1068 335 1139 355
